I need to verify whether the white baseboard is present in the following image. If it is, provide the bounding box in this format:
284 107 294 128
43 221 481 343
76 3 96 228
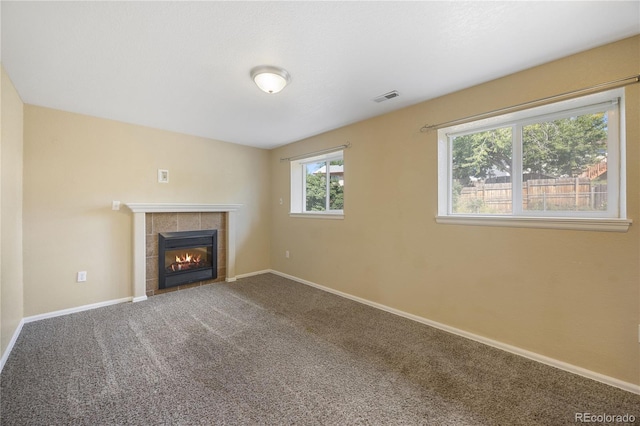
235 269 272 280
269 269 640 395
132 295 148 303
23 297 133 324
0 318 25 374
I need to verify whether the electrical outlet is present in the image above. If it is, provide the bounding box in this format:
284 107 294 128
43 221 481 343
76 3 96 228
77 271 87 282
285 250 290 259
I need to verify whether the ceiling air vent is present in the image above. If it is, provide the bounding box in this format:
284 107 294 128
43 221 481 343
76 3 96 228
373 90 400 103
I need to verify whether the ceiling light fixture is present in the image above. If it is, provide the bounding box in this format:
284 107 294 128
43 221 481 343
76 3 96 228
250 66 291 94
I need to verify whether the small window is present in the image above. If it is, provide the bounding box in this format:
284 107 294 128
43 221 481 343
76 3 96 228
437 89 630 231
291 151 344 217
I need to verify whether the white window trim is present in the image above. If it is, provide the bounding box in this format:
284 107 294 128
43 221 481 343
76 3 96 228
290 151 344 219
437 88 631 232
289 212 345 220
435 215 631 232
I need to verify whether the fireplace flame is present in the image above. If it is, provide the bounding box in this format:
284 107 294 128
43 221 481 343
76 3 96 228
169 252 203 272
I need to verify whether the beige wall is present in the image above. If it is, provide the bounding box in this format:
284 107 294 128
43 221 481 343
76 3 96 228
23 106 271 316
1 66 25 355
270 36 640 385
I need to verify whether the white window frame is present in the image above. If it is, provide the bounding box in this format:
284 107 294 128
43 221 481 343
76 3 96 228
290 151 344 219
436 88 631 232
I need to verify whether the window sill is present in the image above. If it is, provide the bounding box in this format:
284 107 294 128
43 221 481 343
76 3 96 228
289 212 344 220
435 215 632 232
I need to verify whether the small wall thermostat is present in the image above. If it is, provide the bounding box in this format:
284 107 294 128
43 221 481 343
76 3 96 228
158 169 169 183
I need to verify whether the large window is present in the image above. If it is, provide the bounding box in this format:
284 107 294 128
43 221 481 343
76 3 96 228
437 89 630 231
290 151 344 217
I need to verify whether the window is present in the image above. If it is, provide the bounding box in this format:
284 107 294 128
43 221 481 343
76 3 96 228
290 151 344 218
437 88 630 232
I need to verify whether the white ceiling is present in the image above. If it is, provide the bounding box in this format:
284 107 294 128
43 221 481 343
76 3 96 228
2 1 639 149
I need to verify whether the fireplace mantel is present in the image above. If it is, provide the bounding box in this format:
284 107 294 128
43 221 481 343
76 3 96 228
126 203 242 213
125 203 242 302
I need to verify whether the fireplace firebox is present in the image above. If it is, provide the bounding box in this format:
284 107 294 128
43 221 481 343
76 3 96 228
158 230 217 289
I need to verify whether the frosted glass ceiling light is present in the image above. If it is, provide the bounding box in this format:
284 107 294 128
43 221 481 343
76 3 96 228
251 66 290 94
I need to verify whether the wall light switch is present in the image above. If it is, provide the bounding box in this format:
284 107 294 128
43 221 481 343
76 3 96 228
158 169 169 183
77 271 87 282
112 201 121 210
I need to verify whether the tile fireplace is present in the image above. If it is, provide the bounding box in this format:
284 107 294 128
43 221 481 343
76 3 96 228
125 203 241 301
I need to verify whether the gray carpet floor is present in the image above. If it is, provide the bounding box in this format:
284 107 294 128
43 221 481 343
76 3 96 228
1 273 639 425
